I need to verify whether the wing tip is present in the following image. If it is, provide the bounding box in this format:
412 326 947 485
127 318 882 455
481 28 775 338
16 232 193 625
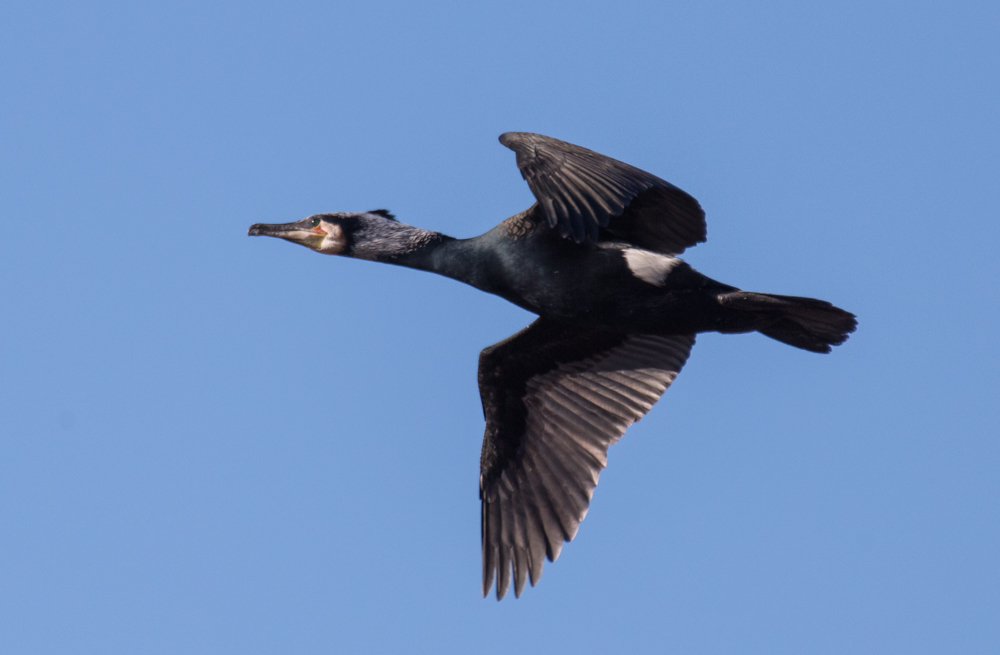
499 132 534 151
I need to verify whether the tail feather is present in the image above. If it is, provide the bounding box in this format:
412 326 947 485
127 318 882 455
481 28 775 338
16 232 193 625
718 291 857 353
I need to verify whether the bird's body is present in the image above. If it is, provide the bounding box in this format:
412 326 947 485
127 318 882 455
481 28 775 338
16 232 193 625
249 132 856 600
343 207 735 332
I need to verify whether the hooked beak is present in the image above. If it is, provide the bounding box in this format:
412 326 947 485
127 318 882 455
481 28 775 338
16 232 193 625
248 217 344 254
248 222 302 238
247 218 325 250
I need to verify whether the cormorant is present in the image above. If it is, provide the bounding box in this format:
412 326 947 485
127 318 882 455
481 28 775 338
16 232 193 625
248 132 856 600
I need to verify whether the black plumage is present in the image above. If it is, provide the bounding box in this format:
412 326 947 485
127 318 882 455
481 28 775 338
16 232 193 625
499 132 706 251
248 132 857 600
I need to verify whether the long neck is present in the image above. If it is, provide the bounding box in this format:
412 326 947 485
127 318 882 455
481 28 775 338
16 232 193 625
349 219 497 292
349 219 453 265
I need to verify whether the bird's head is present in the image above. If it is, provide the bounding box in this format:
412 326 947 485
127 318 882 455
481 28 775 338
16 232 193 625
248 210 398 256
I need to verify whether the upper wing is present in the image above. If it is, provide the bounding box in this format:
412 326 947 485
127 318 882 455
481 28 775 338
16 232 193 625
499 132 707 254
477 318 695 599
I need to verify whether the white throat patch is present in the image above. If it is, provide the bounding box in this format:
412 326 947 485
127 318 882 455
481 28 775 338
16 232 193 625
623 249 680 286
316 223 346 254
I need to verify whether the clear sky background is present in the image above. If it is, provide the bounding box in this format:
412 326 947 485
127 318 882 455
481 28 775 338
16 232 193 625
2 1 998 653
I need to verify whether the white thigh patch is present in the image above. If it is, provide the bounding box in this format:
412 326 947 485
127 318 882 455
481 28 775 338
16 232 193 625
623 249 680 286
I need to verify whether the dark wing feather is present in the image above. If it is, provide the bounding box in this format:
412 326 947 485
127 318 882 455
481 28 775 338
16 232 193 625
499 132 707 254
478 318 695 599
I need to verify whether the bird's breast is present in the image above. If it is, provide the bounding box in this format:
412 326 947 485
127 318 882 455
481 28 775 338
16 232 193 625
483 241 681 320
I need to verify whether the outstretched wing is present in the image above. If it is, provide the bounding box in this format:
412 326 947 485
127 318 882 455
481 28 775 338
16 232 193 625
478 318 695 599
499 132 706 254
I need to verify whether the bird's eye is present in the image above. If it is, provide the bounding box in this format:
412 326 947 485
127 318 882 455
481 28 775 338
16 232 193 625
311 218 320 228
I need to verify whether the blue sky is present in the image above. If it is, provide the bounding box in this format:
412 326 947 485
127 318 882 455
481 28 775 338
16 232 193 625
2 1 998 652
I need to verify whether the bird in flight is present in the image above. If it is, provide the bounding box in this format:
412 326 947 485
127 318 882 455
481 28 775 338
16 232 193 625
249 132 856 600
